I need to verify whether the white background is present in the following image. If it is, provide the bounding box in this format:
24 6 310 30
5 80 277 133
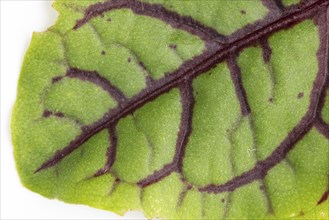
0 1 146 219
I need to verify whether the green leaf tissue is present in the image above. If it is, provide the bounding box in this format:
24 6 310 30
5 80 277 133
11 0 329 219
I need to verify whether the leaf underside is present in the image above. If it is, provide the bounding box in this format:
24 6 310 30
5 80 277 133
12 0 329 219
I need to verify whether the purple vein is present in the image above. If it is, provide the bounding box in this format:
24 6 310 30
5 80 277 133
66 68 127 103
74 0 227 43
137 80 194 187
35 0 329 174
43 110 83 126
262 0 284 14
94 126 118 177
227 54 251 116
199 8 329 194
314 118 329 139
260 38 276 103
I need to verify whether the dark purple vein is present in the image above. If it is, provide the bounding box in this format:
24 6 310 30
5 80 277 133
227 54 251 116
66 68 128 103
259 38 276 103
74 0 226 43
262 0 284 14
43 110 64 118
176 184 193 208
199 115 314 193
35 0 329 174
227 0 324 43
42 110 83 126
317 190 329 205
174 80 194 173
259 38 273 63
314 118 329 139
312 7 329 118
137 80 194 187
94 126 118 177
199 8 329 194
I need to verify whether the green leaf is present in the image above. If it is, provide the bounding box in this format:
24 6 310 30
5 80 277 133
12 0 329 219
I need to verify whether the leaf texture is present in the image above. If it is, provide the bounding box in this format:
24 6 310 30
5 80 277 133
12 0 329 219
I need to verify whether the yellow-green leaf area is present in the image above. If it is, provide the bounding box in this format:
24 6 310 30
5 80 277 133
264 129 329 218
239 20 319 160
66 8 205 83
112 89 181 183
183 63 241 186
282 0 301 7
44 78 117 124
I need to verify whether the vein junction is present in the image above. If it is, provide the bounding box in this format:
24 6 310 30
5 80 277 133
35 0 329 199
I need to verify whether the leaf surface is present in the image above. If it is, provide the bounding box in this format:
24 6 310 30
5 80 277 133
12 0 329 219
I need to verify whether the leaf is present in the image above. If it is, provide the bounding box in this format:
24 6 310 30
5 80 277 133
12 0 329 219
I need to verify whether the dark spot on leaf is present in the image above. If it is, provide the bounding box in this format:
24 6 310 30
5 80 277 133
43 110 52 118
268 97 274 103
139 61 147 71
55 112 65 118
240 10 246 15
169 44 177 49
128 57 131 63
107 18 111 22
259 185 265 191
299 211 305 216
221 198 225 203
101 50 106 55
52 76 63 83
297 92 304 99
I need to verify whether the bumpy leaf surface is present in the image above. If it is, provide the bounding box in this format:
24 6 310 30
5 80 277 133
12 0 329 219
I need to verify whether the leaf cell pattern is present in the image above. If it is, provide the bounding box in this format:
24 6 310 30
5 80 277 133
14 0 329 219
